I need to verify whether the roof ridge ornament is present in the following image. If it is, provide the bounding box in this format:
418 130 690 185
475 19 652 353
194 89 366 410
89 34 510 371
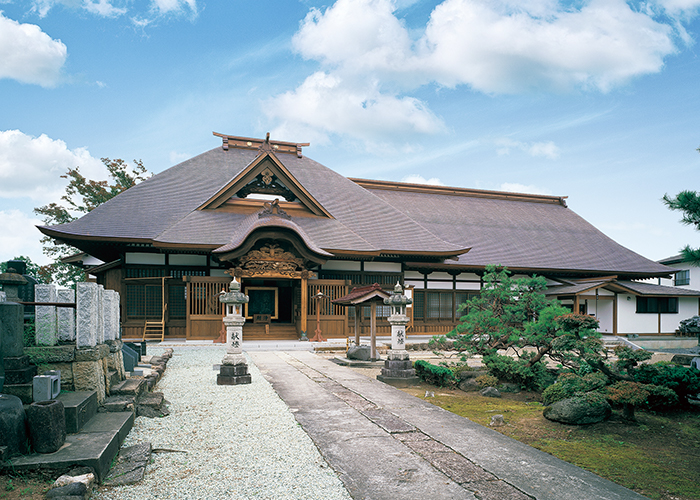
213 132 310 158
259 198 291 220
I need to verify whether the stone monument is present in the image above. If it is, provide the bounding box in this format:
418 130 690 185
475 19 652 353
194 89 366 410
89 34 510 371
216 279 252 385
377 282 420 387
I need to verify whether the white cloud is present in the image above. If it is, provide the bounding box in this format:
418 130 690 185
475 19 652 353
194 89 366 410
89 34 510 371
265 71 444 145
0 13 67 87
500 183 552 195
151 0 197 15
494 138 560 159
422 0 676 93
271 0 682 147
401 174 444 185
0 210 51 265
0 130 104 202
653 0 700 14
83 0 127 17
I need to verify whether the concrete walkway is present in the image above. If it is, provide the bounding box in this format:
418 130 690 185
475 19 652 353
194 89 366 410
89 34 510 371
250 351 649 500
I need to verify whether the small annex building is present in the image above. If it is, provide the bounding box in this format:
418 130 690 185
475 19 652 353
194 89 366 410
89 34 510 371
38 133 700 342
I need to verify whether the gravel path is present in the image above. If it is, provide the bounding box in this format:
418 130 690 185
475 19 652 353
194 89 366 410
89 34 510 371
95 346 352 500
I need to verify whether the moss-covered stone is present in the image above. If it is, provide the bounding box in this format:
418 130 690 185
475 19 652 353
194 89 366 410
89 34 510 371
24 345 75 364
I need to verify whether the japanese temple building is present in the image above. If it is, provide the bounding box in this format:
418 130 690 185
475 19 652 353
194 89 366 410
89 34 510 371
38 133 700 341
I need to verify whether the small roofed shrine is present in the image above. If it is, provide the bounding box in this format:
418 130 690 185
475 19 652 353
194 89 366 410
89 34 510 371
333 283 390 360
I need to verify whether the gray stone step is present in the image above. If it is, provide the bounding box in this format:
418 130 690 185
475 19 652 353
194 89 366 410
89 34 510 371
57 391 98 434
4 411 134 483
111 378 146 398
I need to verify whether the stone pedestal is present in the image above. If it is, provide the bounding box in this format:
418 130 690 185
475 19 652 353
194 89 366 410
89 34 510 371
217 313 251 385
377 349 420 387
377 309 419 387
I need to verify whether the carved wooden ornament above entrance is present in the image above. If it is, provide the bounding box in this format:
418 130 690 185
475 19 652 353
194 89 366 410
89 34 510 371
227 243 315 279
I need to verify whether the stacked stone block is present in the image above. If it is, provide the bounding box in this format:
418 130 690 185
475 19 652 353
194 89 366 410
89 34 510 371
35 284 58 346
57 289 75 342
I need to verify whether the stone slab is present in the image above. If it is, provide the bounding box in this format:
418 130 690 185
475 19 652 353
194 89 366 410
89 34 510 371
57 391 98 434
219 364 249 376
4 355 30 371
1 382 32 403
217 374 252 385
5 364 37 385
257 351 650 500
25 346 76 363
376 374 421 387
81 411 134 447
111 378 145 397
4 429 120 483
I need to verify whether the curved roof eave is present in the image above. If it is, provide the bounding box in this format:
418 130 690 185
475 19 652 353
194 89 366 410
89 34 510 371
212 216 334 258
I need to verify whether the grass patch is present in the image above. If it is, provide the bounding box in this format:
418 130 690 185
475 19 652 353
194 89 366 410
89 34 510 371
402 383 700 500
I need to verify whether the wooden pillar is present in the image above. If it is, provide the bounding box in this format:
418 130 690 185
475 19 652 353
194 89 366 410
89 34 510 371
613 293 618 335
301 276 308 335
370 301 377 360
354 306 360 345
574 295 580 315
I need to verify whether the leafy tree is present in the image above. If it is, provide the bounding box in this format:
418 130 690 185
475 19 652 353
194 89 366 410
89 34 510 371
431 266 605 390
663 148 700 264
663 190 700 264
34 158 149 287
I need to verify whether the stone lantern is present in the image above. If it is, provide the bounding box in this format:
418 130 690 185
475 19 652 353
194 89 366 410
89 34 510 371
0 267 28 303
217 278 251 385
377 282 419 387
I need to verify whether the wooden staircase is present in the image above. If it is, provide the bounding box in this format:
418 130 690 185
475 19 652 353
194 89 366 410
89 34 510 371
243 323 298 341
142 304 167 342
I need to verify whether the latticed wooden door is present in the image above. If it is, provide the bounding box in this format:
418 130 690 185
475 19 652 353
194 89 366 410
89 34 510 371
185 276 231 340
307 280 349 338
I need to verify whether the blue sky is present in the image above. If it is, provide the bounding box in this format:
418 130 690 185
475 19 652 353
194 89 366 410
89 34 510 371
1 0 699 267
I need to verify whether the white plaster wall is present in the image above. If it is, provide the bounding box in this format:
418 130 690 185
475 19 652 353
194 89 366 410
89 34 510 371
427 281 453 290
210 269 230 277
617 294 658 335
426 272 453 281
661 297 700 333
457 273 481 281
456 282 481 290
364 262 401 272
595 300 614 334
404 271 424 280
322 260 361 271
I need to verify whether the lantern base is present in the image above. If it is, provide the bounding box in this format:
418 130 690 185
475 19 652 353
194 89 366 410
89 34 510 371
217 363 251 385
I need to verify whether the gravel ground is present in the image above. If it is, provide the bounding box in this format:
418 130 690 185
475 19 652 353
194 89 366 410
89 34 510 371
95 347 352 500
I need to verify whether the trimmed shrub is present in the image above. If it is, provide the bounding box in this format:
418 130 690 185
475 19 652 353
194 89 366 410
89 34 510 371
632 362 700 405
414 360 457 387
542 372 608 406
475 374 499 388
482 354 554 391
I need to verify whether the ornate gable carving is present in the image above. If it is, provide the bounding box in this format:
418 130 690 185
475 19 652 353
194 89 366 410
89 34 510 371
229 242 314 279
236 169 297 202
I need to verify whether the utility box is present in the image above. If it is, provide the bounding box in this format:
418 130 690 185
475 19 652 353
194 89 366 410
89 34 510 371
33 370 61 402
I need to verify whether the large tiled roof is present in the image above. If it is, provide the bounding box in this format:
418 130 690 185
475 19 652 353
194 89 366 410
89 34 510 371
40 141 673 278
362 182 672 277
40 146 466 257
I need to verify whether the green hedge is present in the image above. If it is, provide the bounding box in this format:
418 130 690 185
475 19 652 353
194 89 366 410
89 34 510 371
414 360 456 387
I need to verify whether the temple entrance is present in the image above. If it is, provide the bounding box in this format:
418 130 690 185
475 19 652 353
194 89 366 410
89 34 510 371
241 278 299 340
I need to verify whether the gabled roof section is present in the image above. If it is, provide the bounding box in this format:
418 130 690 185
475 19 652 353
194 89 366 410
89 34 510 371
332 283 390 305
360 178 674 279
197 133 333 218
